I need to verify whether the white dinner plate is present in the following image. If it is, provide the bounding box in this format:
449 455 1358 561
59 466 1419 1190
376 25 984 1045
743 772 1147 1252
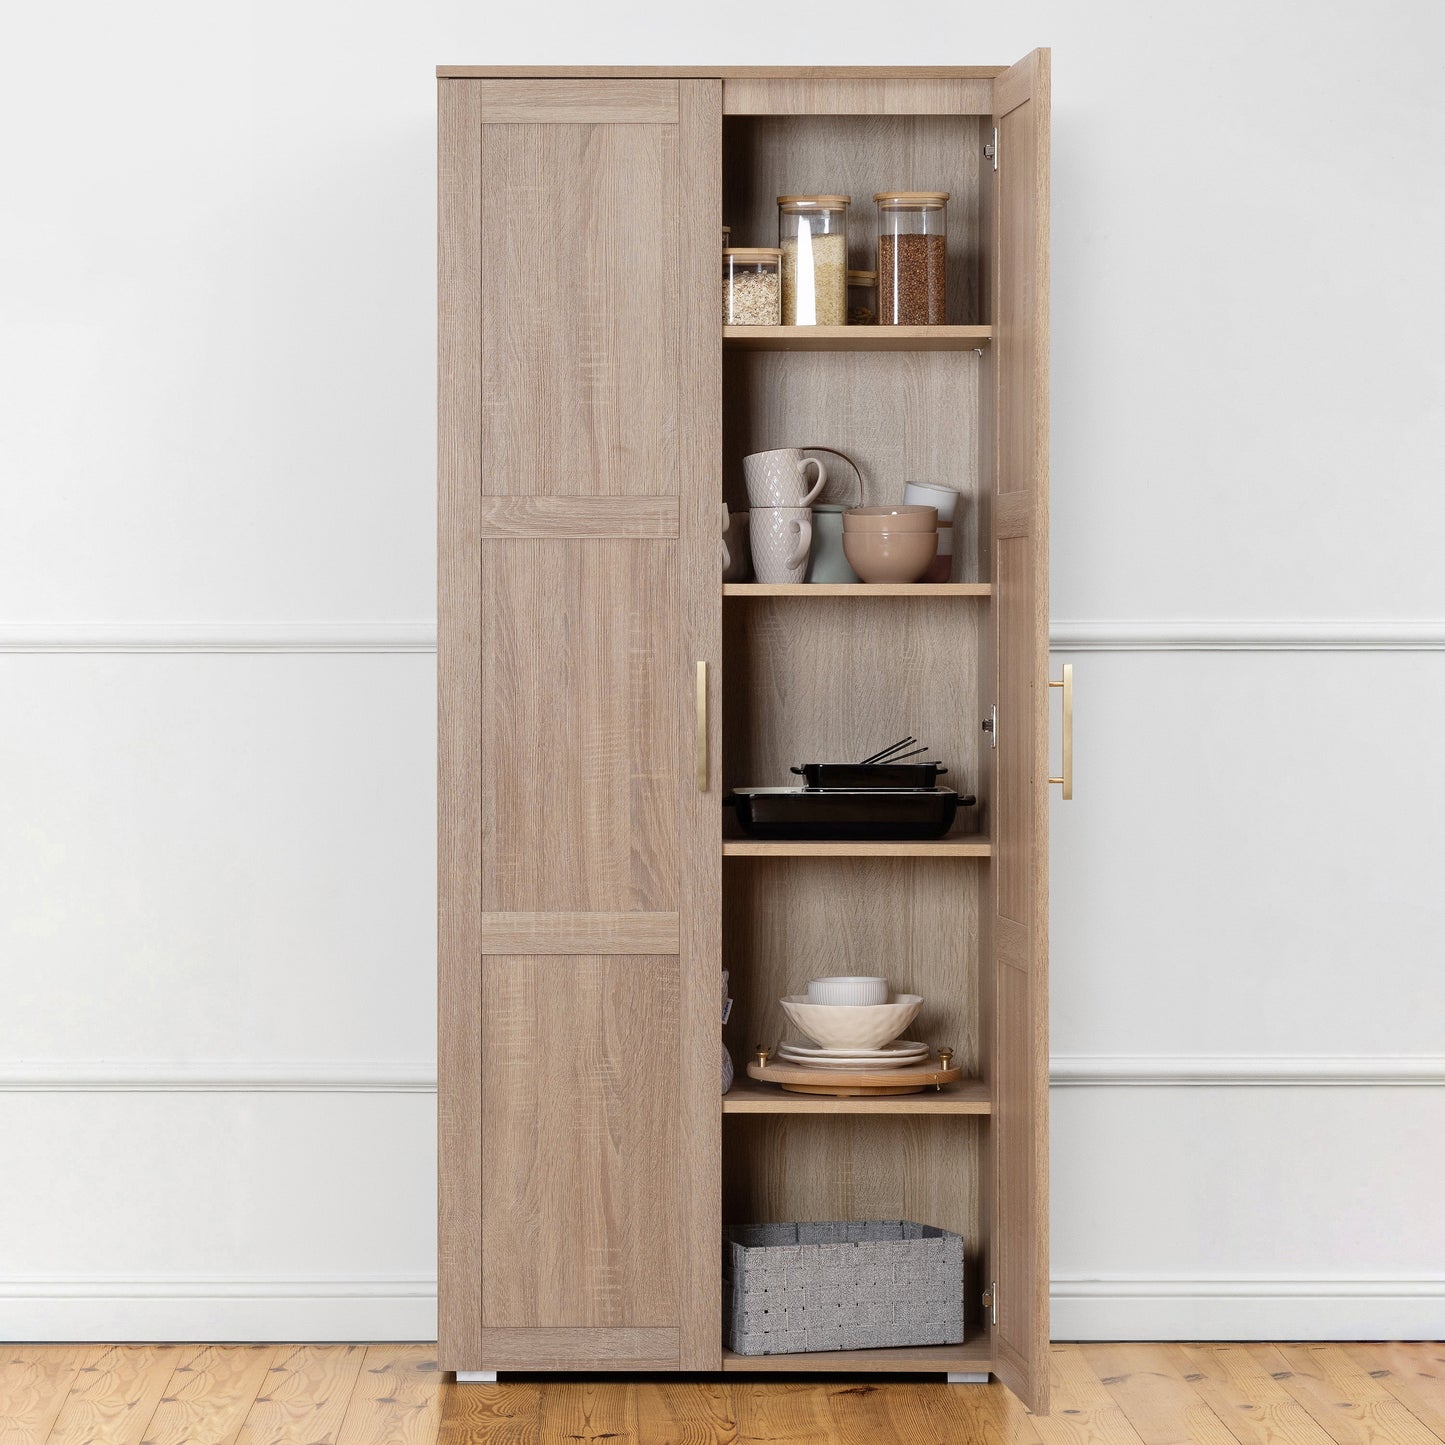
777 1038 928 1060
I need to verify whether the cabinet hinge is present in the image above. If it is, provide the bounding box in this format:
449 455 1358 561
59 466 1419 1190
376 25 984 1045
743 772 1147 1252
983 1282 998 1326
985 128 998 170
982 705 997 748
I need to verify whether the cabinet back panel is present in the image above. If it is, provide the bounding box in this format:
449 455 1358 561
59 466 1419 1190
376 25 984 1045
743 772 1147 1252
478 122 682 496
723 858 983 1078
721 596 988 830
723 115 985 324
722 1115 984 1251
480 537 678 913
481 954 681 1331
723 351 984 582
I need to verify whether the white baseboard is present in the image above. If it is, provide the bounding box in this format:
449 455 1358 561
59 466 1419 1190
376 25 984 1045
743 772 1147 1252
1050 1276 1445 1340
1049 1054 1445 1086
0 1276 436 1342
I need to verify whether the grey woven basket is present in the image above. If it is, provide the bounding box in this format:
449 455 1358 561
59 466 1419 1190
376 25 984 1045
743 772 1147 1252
722 1220 965 1356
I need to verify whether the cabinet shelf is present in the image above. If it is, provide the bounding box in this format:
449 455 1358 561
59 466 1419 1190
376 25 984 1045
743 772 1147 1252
723 1081 990 1115
723 325 992 353
721 1332 992 1373
724 582 991 598
722 835 990 859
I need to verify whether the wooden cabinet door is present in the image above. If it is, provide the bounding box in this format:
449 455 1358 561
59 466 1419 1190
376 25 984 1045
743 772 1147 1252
988 48 1052 1415
438 77 721 1373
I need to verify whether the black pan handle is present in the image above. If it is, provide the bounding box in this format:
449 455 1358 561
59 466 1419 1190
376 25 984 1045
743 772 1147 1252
789 766 806 776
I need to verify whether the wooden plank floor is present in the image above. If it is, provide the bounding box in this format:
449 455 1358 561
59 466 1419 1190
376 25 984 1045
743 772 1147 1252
0 1341 1441 1443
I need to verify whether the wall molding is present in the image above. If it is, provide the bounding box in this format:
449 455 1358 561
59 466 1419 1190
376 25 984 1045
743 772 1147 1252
0 623 436 653
0 1061 437 1092
0 1273 435 1299
1049 1054 1445 1087
1050 619 1445 651
1050 1275 1445 1299
2 1055 1443 1092
3 620 1445 653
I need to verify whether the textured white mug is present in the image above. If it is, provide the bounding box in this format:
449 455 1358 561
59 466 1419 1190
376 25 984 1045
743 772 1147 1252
750 505 813 584
744 448 828 509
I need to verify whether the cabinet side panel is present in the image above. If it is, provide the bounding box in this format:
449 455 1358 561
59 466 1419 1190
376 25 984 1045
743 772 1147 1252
480 955 681 1336
438 76 483 1372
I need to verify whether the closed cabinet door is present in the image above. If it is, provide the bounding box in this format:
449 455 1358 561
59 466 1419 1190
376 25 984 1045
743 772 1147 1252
438 78 722 1372
989 48 1051 1416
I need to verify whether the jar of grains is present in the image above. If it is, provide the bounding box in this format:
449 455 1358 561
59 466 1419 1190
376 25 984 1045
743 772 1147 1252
875 191 948 325
723 247 782 325
847 269 877 325
777 195 849 326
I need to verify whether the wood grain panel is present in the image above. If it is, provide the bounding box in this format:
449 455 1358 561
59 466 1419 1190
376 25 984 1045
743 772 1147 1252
724 77 993 115
437 75 484 1372
478 121 681 497
480 538 677 913
481 955 681 1331
988 46 1051 1419
723 858 984 1078
475 79 678 124
478 496 678 538
723 114 985 325
722 353 984 579
440 66 1009 79
480 910 679 953
476 1329 679 1370
673 77 725 1373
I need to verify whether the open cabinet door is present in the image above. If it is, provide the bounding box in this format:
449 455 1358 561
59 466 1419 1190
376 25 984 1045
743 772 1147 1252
988 47 1051 1414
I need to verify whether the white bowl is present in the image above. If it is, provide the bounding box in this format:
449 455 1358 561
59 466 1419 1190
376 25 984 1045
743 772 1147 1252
806 975 889 1006
779 994 923 1050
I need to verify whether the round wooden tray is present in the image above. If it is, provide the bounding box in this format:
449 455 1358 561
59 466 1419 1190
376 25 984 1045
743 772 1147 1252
746 1049 962 1097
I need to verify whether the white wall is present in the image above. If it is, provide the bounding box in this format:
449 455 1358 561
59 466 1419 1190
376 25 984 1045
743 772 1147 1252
2 0 1443 1342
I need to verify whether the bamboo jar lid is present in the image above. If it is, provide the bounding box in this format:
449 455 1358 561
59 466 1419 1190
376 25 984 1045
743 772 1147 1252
874 190 950 207
724 247 783 261
777 194 850 210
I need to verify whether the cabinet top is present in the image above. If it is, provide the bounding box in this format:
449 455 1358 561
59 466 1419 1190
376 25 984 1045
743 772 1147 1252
436 65 1008 79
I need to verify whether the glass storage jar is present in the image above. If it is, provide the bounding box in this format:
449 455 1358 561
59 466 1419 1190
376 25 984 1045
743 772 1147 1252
847 269 877 325
777 195 849 325
723 247 782 325
875 191 948 325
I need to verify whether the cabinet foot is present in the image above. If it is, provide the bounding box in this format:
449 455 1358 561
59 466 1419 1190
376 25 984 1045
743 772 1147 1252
456 1370 498 1383
947 1372 989 1385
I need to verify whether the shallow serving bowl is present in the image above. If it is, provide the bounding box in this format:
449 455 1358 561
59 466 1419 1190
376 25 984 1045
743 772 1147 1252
806 975 889 1006
780 993 924 1050
841 504 937 533
842 530 938 584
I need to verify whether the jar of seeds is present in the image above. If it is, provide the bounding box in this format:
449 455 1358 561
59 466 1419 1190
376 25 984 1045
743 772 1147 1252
723 247 782 325
777 195 848 325
847 269 877 324
875 191 948 325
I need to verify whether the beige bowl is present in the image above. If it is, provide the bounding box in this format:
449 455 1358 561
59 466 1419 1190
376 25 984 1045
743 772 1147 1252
779 994 924 1050
842 504 938 533
843 530 938 584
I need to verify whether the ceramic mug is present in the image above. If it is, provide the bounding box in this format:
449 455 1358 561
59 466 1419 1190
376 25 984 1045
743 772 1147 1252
744 448 827 509
720 507 752 582
750 505 813 584
806 505 860 583
903 482 962 583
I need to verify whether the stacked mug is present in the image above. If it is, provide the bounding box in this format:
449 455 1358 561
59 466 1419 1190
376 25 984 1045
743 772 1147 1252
743 448 827 583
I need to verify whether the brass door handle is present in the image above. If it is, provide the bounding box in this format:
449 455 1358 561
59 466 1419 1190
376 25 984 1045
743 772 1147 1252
696 660 708 791
1048 662 1073 800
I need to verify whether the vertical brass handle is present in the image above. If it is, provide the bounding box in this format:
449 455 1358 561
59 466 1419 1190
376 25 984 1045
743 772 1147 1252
696 660 708 791
1048 663 1073 800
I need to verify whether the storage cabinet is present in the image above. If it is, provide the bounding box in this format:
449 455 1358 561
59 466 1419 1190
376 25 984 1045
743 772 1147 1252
438 58 1052 1411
